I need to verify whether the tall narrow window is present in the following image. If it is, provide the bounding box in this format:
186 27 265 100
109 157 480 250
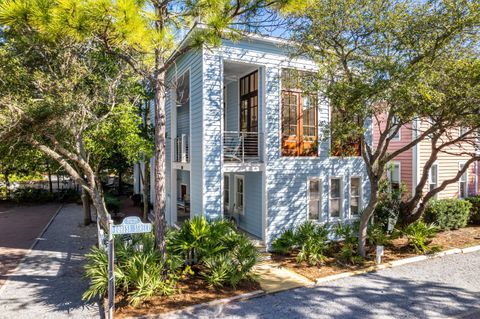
176 71 190 108
350 177 361 216
281 69 318 156
388 163 401 191
308 179 321 221
330 178 342 218
224 175 230 212
459 163 468 198
390 116 401 141
234 175 244 214
239 71 258 133
429 164 438 197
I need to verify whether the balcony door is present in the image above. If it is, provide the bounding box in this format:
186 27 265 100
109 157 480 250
239 70 258 133
281 91 318 156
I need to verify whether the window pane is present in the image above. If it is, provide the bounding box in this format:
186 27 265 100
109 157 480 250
331 179 341 198
309 201 320 220
350 197 359 215
330 199 340 217
392 165 400 183
351 178 360 196
176 72 190 107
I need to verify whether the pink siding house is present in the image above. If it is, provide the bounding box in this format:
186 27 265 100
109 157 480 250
373 116 480 199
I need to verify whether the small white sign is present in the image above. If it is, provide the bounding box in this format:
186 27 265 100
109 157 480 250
111 216 152 235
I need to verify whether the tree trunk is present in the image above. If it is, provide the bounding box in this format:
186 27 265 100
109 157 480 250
153 70 167 260
82 188 92 226
118 171 123 195
143 160 150 221
358 178 380 258
56 174 60 190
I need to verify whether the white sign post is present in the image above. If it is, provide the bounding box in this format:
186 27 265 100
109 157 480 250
376 245 384 265
107 216 152 319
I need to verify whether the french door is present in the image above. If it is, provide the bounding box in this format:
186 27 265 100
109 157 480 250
281 91 318 156
239 71 258 133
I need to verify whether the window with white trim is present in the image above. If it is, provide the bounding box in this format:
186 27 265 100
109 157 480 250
388 163 401 191
350 177 361 216
308 179 321 221
176 71 190 108
459 127 468 137
459 163 468 198
224 175 230 211
234 175 244 214
329 178 342 218
428 163 438 195
390 116 401 141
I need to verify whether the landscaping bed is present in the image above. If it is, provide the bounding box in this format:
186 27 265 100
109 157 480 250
115 277 260 318
271 225 480 282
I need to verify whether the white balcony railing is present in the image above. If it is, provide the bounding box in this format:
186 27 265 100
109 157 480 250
224 131 262 163
174 134 189 163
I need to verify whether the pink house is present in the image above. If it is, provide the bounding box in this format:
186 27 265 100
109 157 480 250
373 116 480 199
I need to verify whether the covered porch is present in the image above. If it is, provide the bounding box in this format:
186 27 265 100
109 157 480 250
223 171 264 240
223 61 264 164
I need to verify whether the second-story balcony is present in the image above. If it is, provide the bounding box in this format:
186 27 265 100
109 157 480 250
174 134 189 163
224 131 262 163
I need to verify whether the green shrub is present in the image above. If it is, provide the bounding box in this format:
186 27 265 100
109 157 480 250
167 217 258 288
401 221 438 254
55 189 80 202
83 232 181 306
296 222 329 266
333 222 363 265
272 221 330 266
466 196 480 225
367 223 391 247
271 229 297 255
373 178 403 231
12 187 54 203
424 199 471 230
104 192 121 214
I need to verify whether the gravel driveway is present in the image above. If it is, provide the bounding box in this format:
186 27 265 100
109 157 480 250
169 250 480 319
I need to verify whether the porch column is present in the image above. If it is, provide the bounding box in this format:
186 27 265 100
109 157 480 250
202 51 223 220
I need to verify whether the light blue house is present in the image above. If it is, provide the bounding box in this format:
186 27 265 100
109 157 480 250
134 25 371 248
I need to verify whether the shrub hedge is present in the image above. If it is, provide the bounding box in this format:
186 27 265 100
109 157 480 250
424 199 472 230
466 196 480 225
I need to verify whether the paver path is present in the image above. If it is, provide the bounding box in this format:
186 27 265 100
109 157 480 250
167 250 480 319
0 203 61 287
0 204 100 319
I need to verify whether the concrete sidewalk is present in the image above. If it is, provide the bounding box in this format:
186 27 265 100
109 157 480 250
0 204 100 319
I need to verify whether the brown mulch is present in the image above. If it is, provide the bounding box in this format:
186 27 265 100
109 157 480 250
114 277 261 318
272 225 480 282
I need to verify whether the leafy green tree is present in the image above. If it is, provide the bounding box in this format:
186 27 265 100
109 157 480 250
0 0 292 257
285 0 480 256
0 26 150 224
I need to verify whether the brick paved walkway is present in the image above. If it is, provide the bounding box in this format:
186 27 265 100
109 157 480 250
0 203 61 287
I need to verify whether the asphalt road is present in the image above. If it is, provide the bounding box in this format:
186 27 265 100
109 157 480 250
169 250 480 319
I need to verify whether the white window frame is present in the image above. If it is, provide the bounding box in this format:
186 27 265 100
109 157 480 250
390 116 401 141
175 70 190 108
459 162 468 199
388 162 401 190
349 176 362 218
234 175 245 215
307 178 322 221
224 175 230 210
428 162 439 198
329 177 343 220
